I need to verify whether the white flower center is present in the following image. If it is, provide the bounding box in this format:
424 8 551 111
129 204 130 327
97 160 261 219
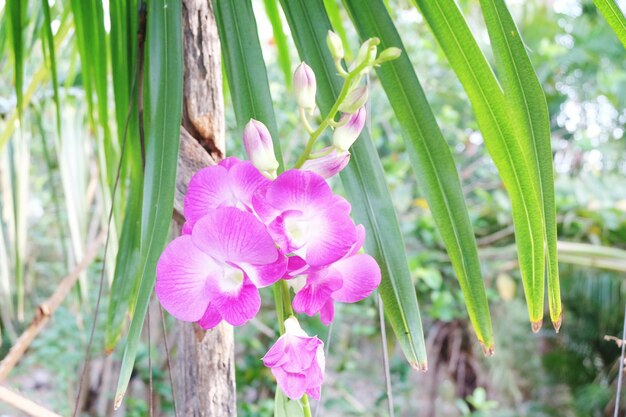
284 215 309 247
220 265 244 293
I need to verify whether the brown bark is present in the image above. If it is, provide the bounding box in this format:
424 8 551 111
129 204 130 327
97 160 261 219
173 1 236 416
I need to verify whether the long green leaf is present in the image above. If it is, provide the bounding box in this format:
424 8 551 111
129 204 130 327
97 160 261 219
214 0 285 171
593 0 626 49
6 0 23 121
114 0 183 406
479 0 560 330
279 0 427 369
413 0 546 330
344 0 494 352
41 0 62 139
262 0 292 89
106 0 144 351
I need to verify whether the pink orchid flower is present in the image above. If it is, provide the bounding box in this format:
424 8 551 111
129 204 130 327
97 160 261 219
182 157 270 233
156 206 287 329
253 169 357 267
262 318 325 400
292 225 381 324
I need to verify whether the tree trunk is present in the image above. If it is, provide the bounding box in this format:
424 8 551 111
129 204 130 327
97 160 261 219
173 1 236 416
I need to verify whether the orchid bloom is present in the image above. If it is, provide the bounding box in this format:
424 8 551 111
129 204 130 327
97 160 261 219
292 225 381 324
156 207 287 329
253 169 357 267
182 157 270 233
262 317 325 400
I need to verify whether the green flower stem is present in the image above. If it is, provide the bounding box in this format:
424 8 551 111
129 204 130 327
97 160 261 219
272 284 286 334
293 61 370 168
302 394 312 417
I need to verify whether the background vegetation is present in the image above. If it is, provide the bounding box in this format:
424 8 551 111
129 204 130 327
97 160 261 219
0 0 625 416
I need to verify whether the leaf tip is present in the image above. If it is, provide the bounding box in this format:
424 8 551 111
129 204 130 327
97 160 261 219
531 319 543 334
114 394 124 410
410 360 428 372
480 341 495 357
553 312 563 333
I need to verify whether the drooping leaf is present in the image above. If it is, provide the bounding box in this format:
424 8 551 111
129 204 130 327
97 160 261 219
279 0 427 369
412 0 547 330
479 0 560 329
344 0 494 352
114 0 183 406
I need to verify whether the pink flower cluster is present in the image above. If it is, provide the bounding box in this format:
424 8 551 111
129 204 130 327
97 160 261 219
155 119 381 400
156 154 380 329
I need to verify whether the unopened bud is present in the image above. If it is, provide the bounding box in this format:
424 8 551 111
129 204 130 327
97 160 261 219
349 37 379 72
377 47 402 62
338 87 368 114
293 62 317 111
333 107 366 151
243 119 279 177
326 31 344 61
301 147 351 178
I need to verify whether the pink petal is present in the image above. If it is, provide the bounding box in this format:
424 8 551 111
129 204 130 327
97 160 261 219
196 303 222 329
272 368 308 400
155 236 218 322
284 256 309 279
280 336 321 373
262 337 289 368
319 299 335 325
305 357 325 399
184 165 230 228
219 156 240 169
346 224 366 257
266 170 334 212
304 198 357 266
238 251 288 288
206 278 261 326
227 160 271 210
331 253 381 303
192 207 279 265
293 270 342 317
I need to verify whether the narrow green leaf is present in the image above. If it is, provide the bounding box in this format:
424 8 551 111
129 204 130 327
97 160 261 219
114 0 183 406
6 0 23 121
106 0 144 352
413 0 546 329
279 0 427 369
344 0 494 352
263 0 292 89
214 0 285 171
593 0 626 49
479 0 560 330
41 0 62 139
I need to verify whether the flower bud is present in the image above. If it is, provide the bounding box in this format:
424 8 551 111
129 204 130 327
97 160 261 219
349 37 379 72
333 107 366 151
326 30 344 61
243 119 279 177
338 87 368 114
262 317 325 400
377 46 402 62
293 62 317 111
301 147 351 178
